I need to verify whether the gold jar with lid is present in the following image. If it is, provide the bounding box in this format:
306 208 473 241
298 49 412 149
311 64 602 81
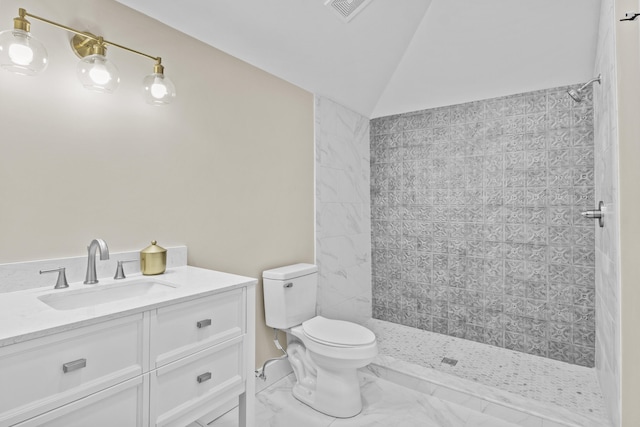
140 240 167 275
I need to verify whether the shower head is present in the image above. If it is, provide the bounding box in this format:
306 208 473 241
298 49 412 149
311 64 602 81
567 74 602 102
567 88 584 102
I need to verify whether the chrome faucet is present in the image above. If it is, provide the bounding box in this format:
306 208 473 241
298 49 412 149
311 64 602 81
84 238 110 284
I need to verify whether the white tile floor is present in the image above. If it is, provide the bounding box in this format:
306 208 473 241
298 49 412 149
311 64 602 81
366 319 609 422
200 319 612 427
208 372 521 427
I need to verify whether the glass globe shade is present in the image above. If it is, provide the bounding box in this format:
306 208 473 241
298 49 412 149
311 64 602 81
143 72 176 105
0 29 48 76
76 54 120 93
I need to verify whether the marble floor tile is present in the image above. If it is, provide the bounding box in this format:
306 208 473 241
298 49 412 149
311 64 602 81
365 319 609 423
208 319 611 427
209 373 520 427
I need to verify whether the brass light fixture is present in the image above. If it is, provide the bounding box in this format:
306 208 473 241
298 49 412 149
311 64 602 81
0 8 176 105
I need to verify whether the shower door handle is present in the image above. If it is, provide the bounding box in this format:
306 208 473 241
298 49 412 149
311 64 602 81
581 201 604 228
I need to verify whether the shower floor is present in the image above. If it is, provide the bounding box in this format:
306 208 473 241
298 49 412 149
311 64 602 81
366 319 611 426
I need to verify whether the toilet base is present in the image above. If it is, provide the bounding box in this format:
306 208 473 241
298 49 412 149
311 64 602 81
287 341 365 418
292 365 363 418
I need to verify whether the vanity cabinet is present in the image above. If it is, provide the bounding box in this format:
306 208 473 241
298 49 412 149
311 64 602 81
0 285 255 427
149 290 248 427
0 314 147 427
12 376 149 427
150 289 244 368
150 337 244 427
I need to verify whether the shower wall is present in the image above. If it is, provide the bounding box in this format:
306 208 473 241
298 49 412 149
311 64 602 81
315 96 372 324
370 86 596 366
593 0 620 424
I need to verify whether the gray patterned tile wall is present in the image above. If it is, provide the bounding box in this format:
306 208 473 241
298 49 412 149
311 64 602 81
370 85 595 367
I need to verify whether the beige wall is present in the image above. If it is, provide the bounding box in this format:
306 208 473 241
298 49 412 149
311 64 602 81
615 0 640 425
0 0 314 367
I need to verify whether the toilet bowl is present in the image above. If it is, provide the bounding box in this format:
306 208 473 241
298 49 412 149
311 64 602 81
287 316 377 417
262 264 378 418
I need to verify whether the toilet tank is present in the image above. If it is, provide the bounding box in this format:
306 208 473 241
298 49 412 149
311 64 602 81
263 263 318 329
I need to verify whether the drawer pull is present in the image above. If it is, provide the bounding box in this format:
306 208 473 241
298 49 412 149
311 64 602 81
197 372 212 383
62 358 87 373
197 319 212 328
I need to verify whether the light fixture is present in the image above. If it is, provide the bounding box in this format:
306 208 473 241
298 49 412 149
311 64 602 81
75 36 120 93
0 8 176 104
143 62 176 105
0 12 47 75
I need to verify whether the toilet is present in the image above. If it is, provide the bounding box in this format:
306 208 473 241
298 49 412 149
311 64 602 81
262 263 377 418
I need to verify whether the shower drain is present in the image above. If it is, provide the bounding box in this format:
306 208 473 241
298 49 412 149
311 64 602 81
441 357 458 366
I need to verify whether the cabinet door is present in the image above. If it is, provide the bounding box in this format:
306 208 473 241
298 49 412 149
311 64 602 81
14 374 149 427
150 289 245 368
150 336 245 427
0 314 148 426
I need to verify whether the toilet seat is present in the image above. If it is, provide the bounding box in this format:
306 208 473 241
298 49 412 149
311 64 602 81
302 316 376 348
290 324 377 362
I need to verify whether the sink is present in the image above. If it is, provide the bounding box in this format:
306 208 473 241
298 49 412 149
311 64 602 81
38 279 177 311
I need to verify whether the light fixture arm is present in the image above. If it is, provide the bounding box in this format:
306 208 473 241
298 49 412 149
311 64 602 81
18 8 162 65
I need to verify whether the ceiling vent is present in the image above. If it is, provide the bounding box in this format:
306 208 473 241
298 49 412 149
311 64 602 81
325 0 374 23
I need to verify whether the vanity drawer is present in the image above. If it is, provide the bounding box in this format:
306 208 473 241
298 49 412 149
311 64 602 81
0 314 147 427
150 289 244 367
150 336 245 427
13 374 148 427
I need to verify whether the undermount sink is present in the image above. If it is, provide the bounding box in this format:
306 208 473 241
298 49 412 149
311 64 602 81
38 279 177 311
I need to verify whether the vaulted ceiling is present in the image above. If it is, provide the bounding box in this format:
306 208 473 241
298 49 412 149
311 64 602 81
115 0 601 118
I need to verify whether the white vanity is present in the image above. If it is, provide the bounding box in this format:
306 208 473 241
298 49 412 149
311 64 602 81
0 265 257 427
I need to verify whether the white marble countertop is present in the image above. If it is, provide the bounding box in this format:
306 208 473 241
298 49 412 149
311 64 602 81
0 266 257 348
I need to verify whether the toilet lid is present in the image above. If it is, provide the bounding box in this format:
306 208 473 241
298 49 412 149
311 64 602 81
302 316 376 347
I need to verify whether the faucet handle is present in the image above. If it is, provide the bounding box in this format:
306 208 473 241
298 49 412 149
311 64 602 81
40 267 69 289
114 259 139 280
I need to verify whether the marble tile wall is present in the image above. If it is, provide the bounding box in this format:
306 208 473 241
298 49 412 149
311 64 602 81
593 0 621 424
370 86 596 366
315 96 372 323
